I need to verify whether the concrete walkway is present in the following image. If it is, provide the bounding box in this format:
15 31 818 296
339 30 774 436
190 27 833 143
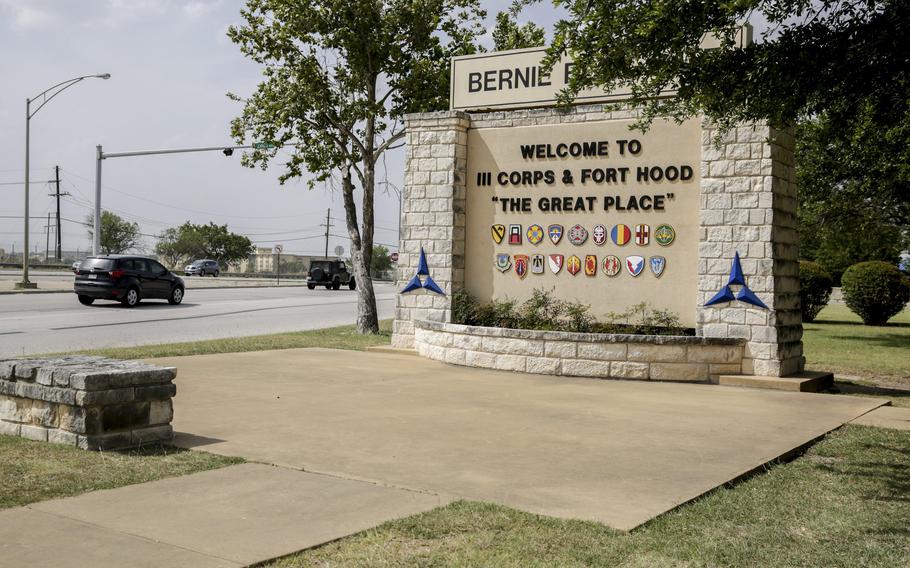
162 348 883 530
0 463 448 568
1 348 886 567
852 405 910 430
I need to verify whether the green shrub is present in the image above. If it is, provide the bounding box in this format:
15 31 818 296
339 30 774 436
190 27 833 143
452 289 477 325
841 261 910 325
799 260 834 322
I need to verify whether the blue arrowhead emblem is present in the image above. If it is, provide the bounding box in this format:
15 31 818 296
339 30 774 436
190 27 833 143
704 252 768 309
400 247 445 296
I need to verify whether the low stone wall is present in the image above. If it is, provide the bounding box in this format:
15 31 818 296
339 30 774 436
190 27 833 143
0 355 176 450
415 321 744 382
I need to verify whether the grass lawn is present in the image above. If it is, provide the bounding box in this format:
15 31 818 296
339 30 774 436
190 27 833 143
0 436 242 509
70 320 393 360
267 425 910 568
803 304 910 390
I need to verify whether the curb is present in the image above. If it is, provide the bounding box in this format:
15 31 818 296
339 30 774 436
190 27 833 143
0 284 315 296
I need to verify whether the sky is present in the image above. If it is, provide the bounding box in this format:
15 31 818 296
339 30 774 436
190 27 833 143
0 0 561 259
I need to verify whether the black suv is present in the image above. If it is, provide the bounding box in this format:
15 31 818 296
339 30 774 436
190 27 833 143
74 255 185 307
307 260 355 290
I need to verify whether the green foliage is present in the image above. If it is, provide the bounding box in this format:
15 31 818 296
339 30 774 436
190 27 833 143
155 222 253 268
452 288 687 335
491 11 545 51
798 261 833 323
228 0 486 333
86 211 140 255
841 261 910 326
370 245 393 276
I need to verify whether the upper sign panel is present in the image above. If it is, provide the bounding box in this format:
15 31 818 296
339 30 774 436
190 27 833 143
450 48 633 112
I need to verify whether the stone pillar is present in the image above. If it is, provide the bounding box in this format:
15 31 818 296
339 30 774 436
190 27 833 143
391 111 469 348
697 123 803 376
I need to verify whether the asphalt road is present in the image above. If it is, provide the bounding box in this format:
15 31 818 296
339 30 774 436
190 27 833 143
0 283 397 357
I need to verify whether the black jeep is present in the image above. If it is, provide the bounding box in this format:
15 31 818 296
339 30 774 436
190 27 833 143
307 259 355 290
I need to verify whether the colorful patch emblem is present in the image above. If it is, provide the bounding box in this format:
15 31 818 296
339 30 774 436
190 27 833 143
649 256 666 278
611 224 632 246
626 255 645 277
584 255 597 276
495 253 512 273
491 224 506 244
568 224 588 246
527 224 544 245
635 224 650 246
592 224 607 246
548 254 564 274
655 224 676 246
508 224 522 245
548 224 564 245
603 255 621 277
567 255 582 275
531 254 545 274
514 254 529 279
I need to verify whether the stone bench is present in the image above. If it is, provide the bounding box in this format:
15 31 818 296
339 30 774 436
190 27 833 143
0 355 175 450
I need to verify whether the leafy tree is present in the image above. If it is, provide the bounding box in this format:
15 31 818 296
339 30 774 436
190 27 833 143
370 245 393 276
155 222 253 268
86 211 140 255
227 0 485 334
491 11 545 51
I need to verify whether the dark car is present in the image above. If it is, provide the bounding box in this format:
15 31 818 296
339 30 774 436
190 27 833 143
74 255 185 307
306 259 355 290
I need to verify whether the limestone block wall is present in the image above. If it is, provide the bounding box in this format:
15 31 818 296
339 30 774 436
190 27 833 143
697 125 803 376
0 356 176 450
391 111 470 347
414 321 744 382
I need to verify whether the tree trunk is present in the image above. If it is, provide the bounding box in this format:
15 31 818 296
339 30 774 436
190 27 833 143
341 163 380 334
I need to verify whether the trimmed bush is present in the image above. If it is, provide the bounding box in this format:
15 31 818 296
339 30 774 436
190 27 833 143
841 261 910 325
799 261 833 322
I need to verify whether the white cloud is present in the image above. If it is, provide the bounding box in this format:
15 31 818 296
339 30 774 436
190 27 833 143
0 1 54 30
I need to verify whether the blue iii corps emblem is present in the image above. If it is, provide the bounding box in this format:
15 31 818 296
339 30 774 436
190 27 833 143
495 253 512 273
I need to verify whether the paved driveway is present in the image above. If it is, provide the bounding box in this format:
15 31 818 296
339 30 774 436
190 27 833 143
160 348 882 530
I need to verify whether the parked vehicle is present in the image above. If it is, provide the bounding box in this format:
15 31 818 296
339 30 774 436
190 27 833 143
185 259 220 277
74 255 185 307
306 259 355 290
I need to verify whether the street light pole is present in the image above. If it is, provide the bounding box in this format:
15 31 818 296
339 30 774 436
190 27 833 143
17 73 111 289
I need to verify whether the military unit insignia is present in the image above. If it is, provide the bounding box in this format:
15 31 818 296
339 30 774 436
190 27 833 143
567 255 582 275
495 253 512 273
493 221 674 280
548 254 564 274
634 224 650 246
649 256 666 277
491 224 506 244
584 255 597 276
548 224 563 245
603 255 621 277
508 224 522 245
514 254 529 278
568 224 588 246
654 224 675 246
626 255 645 277
611 224 632 246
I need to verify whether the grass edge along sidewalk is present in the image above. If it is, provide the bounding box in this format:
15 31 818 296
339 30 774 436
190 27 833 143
263 425 910 568
0 437 242 509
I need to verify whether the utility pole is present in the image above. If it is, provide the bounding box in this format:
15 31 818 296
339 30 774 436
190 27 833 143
45 213 51 262
320 208 333 259
48 165 69 262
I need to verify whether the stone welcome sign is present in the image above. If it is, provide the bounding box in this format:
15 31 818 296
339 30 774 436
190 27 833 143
393 47 803 379
466 119 701 326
